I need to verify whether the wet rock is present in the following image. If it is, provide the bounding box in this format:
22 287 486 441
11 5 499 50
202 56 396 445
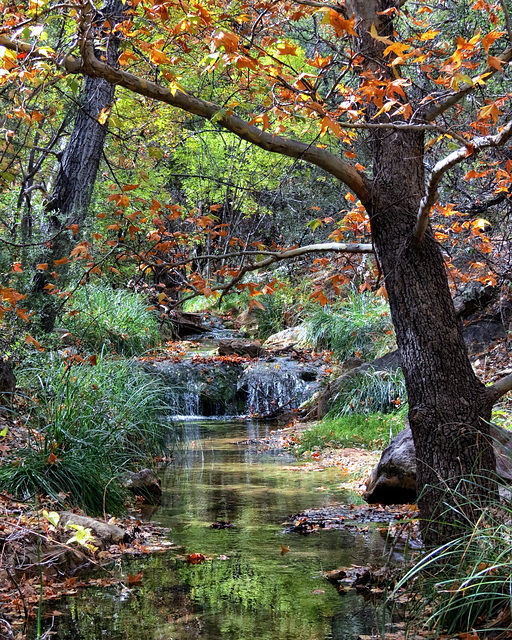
364 423 512 504
167 310 208 338
120 468 162 503
58 512 130 549
218 339 264 358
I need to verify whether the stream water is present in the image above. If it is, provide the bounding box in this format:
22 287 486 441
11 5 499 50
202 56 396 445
40 419 386 640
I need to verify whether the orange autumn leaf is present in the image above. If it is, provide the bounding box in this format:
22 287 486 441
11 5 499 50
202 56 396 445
25 334 43 350
37 263 48 271
187 553 206 565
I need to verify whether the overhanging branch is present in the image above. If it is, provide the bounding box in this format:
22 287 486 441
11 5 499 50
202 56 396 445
413 119 512 242
488 372 512 403
75 34 371 204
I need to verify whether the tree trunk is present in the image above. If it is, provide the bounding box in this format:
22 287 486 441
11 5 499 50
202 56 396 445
35 0 125 331
369 127 497 544
344 0 498 543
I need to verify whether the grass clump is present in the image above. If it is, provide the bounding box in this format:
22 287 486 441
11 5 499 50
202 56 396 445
297 412 406 454
329 367 407 416
306 291 394 360
0 354 171 515
65 283 159 356
390 482 512 638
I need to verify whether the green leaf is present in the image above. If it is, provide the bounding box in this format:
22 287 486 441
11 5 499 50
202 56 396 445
43 510 60 527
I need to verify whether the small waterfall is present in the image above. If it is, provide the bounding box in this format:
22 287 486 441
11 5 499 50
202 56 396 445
152 355 321 419
238 359 319 416
154 359 247 418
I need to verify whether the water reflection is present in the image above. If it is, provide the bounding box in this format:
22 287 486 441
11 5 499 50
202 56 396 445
37 420 384 640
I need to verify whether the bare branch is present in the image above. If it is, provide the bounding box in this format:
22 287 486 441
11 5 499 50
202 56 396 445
0 35 81 73
423 47 512 122
336 121 468 144
488 372 512 403
413 120 512 242
126 241 372 303
293 0 346 14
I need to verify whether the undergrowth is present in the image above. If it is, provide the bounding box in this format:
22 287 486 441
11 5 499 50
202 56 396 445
297 411 406 454
306 291 395 360
0 354 171 515
64 283 159 356
389 480 512 638
329 367 407 416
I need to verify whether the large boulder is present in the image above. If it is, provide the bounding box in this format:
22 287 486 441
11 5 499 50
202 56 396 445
364 423 512 504
263 326 306 351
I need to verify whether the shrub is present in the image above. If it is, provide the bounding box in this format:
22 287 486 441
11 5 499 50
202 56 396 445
0 354 171 515
306 291 395 360
64 284 160 356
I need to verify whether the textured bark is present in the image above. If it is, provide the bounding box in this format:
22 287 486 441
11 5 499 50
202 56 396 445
35 0 125 331
369 128 497 543
345 0 498 544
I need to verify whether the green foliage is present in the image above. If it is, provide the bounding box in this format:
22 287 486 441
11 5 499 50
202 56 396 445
305 291 395 360
297 412 406 453
329 367 407 416
0 354 171 515
391 483 512 637
64 284 160 356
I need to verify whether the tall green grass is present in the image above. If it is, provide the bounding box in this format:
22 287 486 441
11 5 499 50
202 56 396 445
0 354 171 515
64 284 160 356
329 367 407 416
306 291 395 360
389 480 512 637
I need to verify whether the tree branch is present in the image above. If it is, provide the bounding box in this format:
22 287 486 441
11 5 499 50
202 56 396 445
0 35 81 73
413 119 512 242
423 47 512 122
75 39 370 204
488 372 512 404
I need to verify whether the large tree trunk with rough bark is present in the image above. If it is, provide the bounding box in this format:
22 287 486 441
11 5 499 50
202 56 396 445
35 0 125 331
369 128 497 544
347 0 498 543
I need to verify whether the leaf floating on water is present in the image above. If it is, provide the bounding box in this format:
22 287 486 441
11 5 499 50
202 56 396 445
281 544 290 556
187 552 206 565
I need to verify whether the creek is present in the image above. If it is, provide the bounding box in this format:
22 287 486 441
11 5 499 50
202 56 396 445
35 334 387 639
38 419 386 640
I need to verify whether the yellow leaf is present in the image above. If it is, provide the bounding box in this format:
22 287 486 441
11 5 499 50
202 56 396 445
370 23 393 45
97 106 111 125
